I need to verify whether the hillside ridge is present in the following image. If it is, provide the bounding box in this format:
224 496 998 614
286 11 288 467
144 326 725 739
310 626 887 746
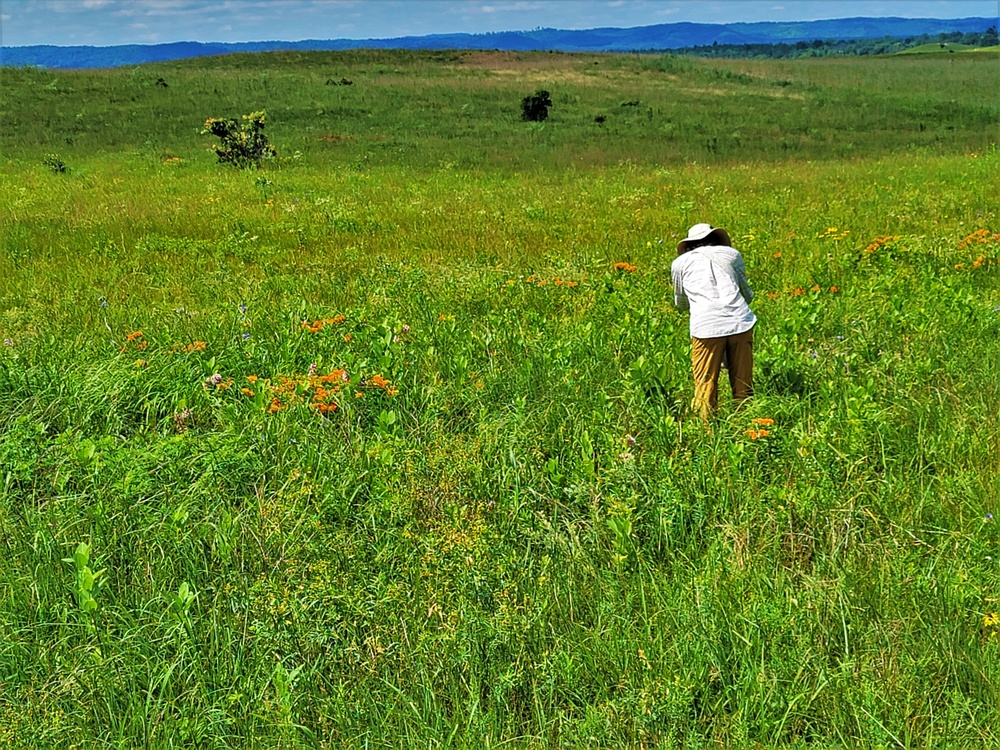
2 15 995 68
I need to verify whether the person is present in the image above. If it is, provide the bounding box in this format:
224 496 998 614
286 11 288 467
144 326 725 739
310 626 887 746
671 223 756 421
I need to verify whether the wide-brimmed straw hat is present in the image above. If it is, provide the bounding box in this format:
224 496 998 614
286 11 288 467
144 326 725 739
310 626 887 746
677 223 732 253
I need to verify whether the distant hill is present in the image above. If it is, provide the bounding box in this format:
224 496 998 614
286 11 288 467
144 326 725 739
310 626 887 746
1 16 995 69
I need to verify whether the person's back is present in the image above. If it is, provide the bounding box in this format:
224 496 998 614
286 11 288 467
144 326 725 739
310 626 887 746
670 244 755 340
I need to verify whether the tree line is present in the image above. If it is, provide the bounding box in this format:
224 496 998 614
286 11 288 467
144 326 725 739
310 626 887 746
668 27 999 59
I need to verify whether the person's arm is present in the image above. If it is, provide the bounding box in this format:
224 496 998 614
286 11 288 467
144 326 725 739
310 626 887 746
734 254 754 303
672 264 689 310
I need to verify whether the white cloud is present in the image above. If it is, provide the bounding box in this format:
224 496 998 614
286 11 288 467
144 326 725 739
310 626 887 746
480 2 544 15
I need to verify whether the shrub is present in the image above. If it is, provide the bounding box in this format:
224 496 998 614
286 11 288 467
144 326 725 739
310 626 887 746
202 110 276 169
43 154 66 173
521 89 552 122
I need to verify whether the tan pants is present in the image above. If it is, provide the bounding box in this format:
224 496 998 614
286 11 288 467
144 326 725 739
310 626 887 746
691 327 754 421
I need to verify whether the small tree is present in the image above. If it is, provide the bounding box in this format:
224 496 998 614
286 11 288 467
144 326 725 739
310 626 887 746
521 90 552 122
202 110 276 169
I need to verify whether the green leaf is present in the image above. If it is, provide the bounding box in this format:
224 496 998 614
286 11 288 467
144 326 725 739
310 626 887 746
73 542 90 569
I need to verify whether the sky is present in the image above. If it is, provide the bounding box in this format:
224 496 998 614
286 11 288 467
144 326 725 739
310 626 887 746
1 0 997 47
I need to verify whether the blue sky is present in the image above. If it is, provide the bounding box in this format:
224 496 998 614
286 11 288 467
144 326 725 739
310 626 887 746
1 0 997 46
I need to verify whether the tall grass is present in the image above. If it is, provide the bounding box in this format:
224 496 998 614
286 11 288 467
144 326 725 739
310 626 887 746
1 49 999 747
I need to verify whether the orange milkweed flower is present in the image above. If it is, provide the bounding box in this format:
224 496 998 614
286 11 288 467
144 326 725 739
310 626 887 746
751 418 774 427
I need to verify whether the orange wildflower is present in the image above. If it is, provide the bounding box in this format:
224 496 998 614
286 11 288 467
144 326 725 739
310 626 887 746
751 418 774 427
613 261 637 273
744 429 770 440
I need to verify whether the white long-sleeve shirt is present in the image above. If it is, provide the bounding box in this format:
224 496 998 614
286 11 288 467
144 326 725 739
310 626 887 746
671 245 756 339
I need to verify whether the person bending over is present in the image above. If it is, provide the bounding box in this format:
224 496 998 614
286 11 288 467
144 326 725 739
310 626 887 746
671 223 756 421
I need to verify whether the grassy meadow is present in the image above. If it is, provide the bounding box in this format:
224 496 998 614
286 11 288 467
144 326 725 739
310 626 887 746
1 48 999 747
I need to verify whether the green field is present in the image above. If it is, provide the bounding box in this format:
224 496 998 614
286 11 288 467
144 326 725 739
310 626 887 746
1 49 999 748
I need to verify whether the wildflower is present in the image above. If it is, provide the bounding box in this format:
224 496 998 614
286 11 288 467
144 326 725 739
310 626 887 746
185 341 207 353
344 334 352 342
984 612 1000 634
613 261 637 273
829 286 839 293
987 514 994 521
173 408 192 433
3 338 12 347
619 452 634 462
239 304 248 313
626 434 637 447
401 324 410 334
751 418 774 427
242 333 251 340
241 387 255 396
125 330 143 343
247 375 259 383
744 428 770 440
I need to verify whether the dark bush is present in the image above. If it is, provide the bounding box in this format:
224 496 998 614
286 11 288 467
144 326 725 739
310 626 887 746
521 90 552 122
202 110 276 169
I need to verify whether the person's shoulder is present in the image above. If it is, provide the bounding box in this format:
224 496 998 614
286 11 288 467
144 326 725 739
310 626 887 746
708 244 744 262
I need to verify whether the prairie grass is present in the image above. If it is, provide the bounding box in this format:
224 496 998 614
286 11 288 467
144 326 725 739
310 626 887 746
0 49 999 748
